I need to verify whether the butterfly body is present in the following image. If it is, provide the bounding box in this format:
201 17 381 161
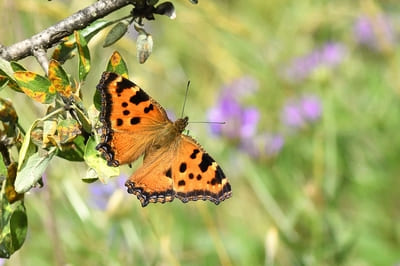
96 72 231 207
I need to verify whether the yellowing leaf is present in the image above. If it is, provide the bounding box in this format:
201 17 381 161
13 71 55 104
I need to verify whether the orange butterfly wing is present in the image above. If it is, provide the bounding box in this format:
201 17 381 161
125 134 231 206
96 72 232 207
96 72 169 166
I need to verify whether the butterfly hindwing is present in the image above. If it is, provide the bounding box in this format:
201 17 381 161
171 135 231 204
125 135 232 207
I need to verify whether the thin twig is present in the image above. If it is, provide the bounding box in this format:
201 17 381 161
32 46 49 74
0 0 132 61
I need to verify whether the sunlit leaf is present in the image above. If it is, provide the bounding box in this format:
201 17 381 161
72 102 92 134
84 136 119 182
103 21 129 48
13 71 55 104
10 62 26 72
93 51 129 110
43 120 58 147
106 51 129 77
57 118 81 144
18 120 39 171
74 31 91 82
48 60 72 97
15 148 56 193
0 69 22 93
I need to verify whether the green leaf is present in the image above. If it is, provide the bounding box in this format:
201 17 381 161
57 118 81 144
10 62 26 72
17 120 39 171
52 20 113 63
0 192 27 258
56 135 85 162
103 21 129 48
72 104 92 134
0 59 22 92
93 51 129 111
0 154 7 178
48 59 72 97
84 136 119 182
15 148 56 193
106 51 129 77
9 208 27 252
0 57 14 77
0 98 18 137
74 31 91 82
13 71 55 104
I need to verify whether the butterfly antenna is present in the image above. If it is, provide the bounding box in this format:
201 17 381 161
180 81 190 118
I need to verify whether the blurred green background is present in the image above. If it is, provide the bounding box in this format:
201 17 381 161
1 0 400 265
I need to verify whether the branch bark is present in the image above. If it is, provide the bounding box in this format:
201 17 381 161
0 0 132 62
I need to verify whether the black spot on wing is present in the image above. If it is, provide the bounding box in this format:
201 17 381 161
178 180 185 186
215 165 226 181
196 174 202 180
123 110 130 116
165 168 172 178
144 104 154 113
179 162 187 173
189 173 194 179
130 89 149 105
116 78 135 94
199 153 213 173
130 117 140 125
122 102 128 108
190 149 200 159
116 118 123 126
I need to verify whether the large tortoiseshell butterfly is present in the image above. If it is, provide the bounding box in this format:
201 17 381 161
96 72 232 207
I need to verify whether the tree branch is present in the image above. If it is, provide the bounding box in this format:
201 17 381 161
0 0 132 62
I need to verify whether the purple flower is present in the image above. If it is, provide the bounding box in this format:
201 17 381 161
240 133 285 158
208 76 259 140
300 95 322 121
281 101 305 128
353 14 395 51
283 42 346 82
88 175 126 210
281 95 322 129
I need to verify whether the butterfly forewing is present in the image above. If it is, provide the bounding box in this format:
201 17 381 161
96 72 170 166
96 71 232 207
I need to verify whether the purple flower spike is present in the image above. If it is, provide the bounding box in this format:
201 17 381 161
240 107 260 138
208 76 259 141
283 42 346 82
265 134 285 156
240 133 285 158
353 14 395 51
281 94 322 129
281 101 305 128
300 95 322 121
321 43 347 66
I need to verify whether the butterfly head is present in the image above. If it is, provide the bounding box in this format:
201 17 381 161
174 116 189 133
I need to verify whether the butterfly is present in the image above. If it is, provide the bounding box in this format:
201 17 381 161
96 72 232 207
